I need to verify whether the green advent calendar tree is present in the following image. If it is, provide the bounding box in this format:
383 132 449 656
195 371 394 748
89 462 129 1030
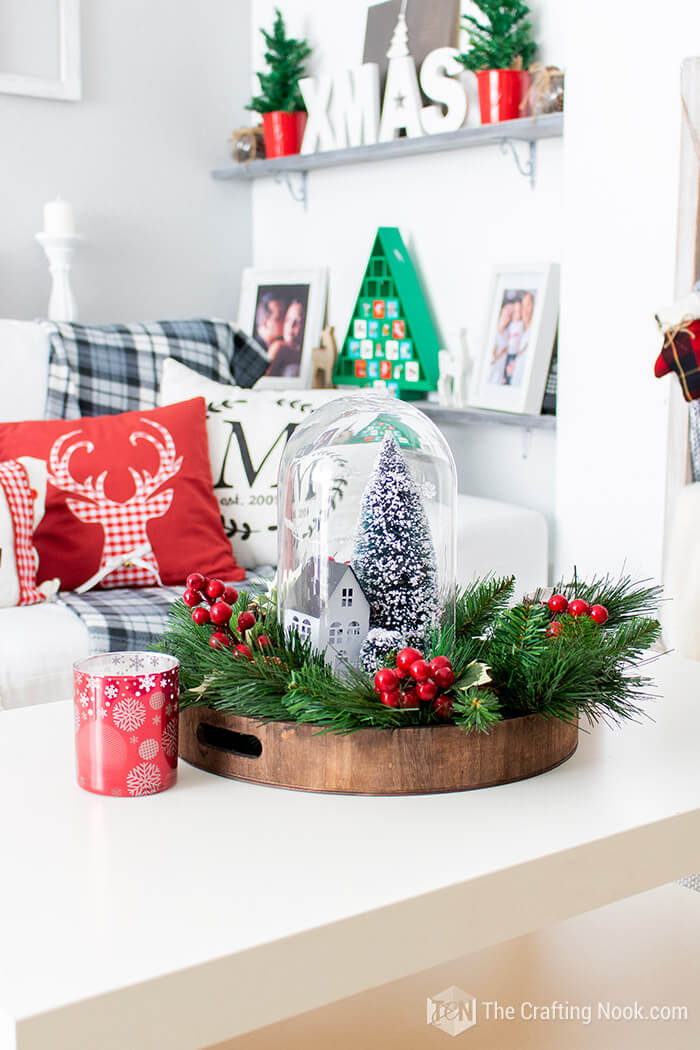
456 0 536 72
353 434 439 663
333 227 440 400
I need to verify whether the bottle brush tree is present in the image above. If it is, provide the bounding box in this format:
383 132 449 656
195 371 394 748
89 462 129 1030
352 433 439 650
456 0 536 73
247 8 312 115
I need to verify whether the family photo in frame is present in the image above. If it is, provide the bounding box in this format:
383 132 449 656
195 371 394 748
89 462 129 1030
238 268 328 389
470 264 560 415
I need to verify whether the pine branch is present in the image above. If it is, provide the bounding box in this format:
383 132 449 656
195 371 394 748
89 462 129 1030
456 575 515 639
553 572 663 624
601 617 662 662
456 0 536 73
490 610 660 726
452 688 502 733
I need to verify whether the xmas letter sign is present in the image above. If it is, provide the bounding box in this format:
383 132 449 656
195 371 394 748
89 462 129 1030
300 17 468 155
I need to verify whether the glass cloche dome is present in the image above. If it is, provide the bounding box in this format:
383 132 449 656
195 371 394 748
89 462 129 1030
277 393 457 674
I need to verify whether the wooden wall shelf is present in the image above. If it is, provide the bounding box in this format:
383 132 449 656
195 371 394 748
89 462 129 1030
416 402 556 431
211 113 563 200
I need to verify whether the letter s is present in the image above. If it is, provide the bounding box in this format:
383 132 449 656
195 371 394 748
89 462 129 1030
420 47 468 135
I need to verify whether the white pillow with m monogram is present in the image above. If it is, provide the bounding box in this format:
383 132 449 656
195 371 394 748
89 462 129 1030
159 359 343 568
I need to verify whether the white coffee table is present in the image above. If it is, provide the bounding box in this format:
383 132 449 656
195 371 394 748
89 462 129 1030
1 655 700 1050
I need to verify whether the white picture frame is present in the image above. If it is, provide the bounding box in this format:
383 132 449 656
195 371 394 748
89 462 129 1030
238 267 328 390
469 263 560 415
0 0 82 101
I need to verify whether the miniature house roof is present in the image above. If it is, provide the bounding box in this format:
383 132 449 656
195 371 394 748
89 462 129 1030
286 559 365 620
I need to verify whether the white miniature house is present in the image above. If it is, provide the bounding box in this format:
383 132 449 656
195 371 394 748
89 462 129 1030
284 558 370 671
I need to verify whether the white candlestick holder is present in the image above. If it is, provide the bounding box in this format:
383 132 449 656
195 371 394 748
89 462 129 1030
35 231 83 322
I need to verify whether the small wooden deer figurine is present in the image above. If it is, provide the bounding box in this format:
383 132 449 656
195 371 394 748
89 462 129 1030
311 326 338 389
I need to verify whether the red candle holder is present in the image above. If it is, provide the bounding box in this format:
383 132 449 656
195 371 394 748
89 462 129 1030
73 652 179 797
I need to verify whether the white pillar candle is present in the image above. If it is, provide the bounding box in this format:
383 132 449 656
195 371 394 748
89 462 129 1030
43 198 75 235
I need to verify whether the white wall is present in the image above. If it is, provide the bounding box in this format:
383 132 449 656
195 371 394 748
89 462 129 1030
0 0 252 323
250 0 565 549
557 2 700 582
251 0 700 587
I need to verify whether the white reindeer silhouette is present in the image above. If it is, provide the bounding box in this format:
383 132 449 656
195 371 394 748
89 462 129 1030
49 419 183 588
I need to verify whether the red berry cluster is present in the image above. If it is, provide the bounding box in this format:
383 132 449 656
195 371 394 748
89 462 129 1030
546 593 609 637
374 647 456 719
182 572 270 658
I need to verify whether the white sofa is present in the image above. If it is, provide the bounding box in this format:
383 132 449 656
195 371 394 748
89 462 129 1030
0 320 548 710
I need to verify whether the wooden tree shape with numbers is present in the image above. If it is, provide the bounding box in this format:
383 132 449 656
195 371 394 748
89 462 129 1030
332 227 440 400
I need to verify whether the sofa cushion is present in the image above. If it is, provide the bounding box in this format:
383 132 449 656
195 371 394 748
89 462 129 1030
456 493 548 598
0 398 243 591
0 457 48 606
43 318 268 419
0 320 50 421
0 601 89 709
159 359 344 568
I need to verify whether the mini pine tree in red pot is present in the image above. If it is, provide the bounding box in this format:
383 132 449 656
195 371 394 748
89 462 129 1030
456 0 537 124
247 8 312 158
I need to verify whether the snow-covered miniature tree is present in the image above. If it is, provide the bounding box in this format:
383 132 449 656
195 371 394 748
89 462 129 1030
359 628 405 675
352 433 439 655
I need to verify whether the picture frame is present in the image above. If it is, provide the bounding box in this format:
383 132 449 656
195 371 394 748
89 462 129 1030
238 267 328 390
0 0 82 101
469 263 560 415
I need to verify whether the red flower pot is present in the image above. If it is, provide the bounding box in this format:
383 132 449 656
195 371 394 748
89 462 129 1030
262 111 308 158
476 69 531 124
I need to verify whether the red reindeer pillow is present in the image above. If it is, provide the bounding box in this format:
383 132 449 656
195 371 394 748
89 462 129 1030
0 398 243 591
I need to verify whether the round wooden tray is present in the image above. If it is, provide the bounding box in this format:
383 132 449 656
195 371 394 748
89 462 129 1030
179 707 578 795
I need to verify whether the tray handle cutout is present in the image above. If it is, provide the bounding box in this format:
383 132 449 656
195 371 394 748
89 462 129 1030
197 722 263 759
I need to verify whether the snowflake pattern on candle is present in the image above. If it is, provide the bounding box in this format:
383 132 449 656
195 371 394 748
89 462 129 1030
126 762 162 796
73 652 179 797
112 697 146 733
138 738 160 761
161 720 178 758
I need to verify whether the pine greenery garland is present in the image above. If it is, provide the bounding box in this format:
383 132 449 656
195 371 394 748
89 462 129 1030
456 0 537 73
156 573 663 736
247 8 311 115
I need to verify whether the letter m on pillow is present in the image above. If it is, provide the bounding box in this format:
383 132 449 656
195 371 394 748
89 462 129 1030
214 421 298 489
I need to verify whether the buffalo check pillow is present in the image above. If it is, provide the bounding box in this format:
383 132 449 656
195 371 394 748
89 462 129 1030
43 318 269 419
0 457 47 607
0 398 244 592
159 359 343 568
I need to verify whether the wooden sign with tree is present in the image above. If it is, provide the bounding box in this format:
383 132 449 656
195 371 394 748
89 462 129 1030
332 227 440 399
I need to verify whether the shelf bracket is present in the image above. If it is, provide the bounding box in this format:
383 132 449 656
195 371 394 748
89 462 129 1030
274 171 308 209
499 138 537 189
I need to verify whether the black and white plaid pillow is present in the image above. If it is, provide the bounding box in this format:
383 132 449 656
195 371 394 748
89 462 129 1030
43 318 268 419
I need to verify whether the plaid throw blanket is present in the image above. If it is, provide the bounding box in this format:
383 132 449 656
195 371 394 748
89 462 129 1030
43 318 268 419
59 587 182 655
58 571 273 655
